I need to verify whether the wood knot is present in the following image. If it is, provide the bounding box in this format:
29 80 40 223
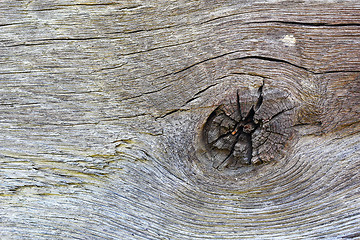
202 83 296 170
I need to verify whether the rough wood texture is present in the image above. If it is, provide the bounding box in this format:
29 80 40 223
1 0 359 239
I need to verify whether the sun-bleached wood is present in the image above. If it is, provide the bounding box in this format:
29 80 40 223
1 0 359 239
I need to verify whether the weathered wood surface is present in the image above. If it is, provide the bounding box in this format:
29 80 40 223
1 0 360 239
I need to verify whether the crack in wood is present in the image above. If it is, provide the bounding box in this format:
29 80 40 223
203 83 295 170
232 56 316 74
184 83 220 105
244 20 360 27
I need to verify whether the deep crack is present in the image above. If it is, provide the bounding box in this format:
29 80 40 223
203 84 294 170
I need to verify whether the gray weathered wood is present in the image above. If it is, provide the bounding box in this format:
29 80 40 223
1 0 359 239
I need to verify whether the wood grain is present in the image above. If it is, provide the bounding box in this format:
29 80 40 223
1 0 359 239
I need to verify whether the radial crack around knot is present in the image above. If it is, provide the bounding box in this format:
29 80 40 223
202 84 294 170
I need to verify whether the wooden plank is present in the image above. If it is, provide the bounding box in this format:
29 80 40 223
0 0 359 239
